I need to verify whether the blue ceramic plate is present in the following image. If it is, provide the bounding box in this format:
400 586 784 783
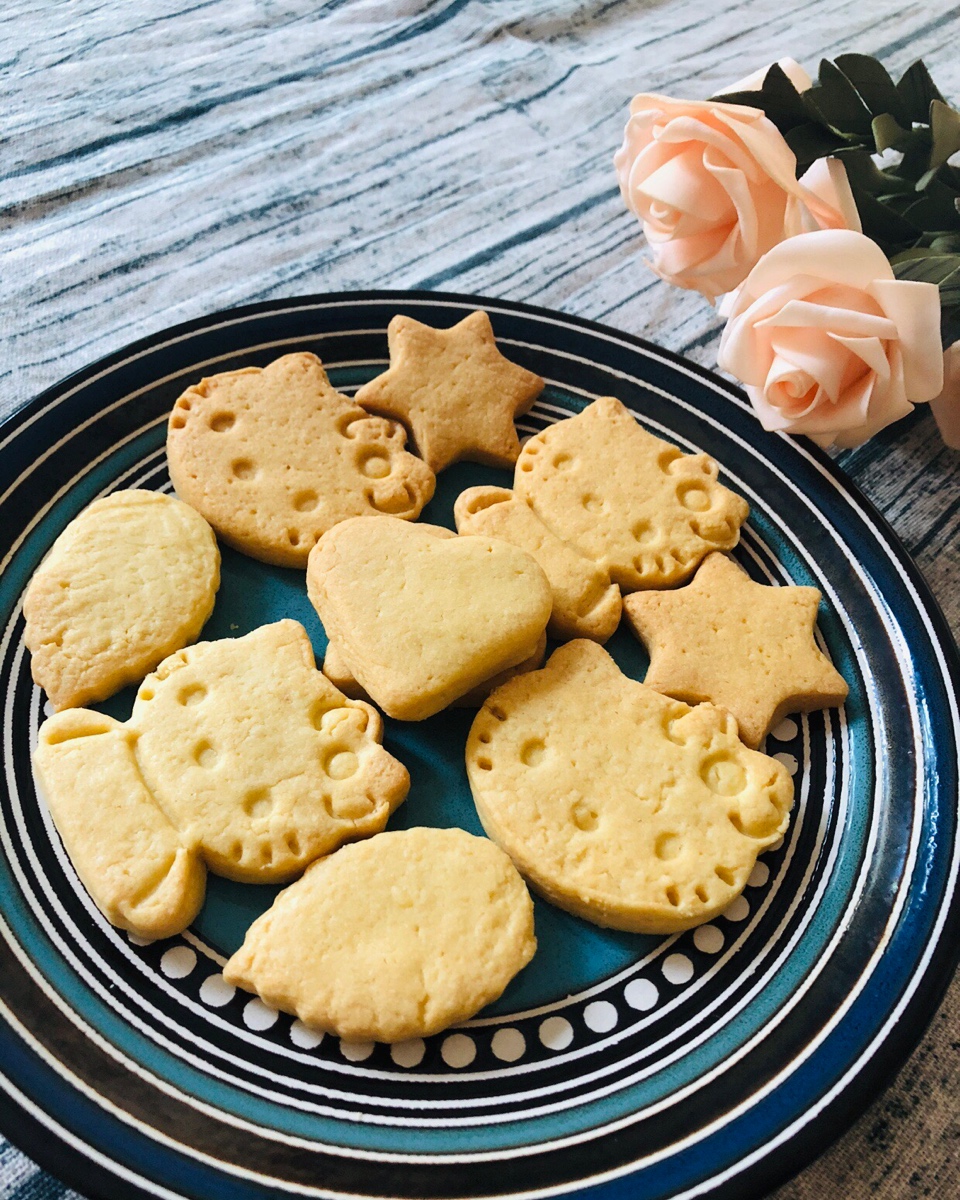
0 293 958 1200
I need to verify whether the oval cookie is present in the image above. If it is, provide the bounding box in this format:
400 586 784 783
224 827 537 1042
167 352 436 567
24 489 220 711
466 640 793 934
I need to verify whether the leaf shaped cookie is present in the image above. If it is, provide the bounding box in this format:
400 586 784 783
466 640 793 934
224 827 536 1042
34 621 409 938
514 396 749 590
167 352 436 567
307 517 552 720
24 490 220 710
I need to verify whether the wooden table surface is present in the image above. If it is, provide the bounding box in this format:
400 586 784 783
3 1 959 1196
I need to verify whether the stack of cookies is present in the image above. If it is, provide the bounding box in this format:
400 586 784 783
26 308 848 1046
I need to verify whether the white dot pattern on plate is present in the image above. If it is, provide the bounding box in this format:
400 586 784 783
290 1021 323 1050
160 946 196 979
748 861 770 888
199 973 235 1007
243 998 279 1031
491 1028 526 1062
662 953 694 985
127 931 154 948
583 1000 618 1033
624 978 659 1011
693 925 724 954
770 717 799 742
441 1034 476 1068
340 1040 374 1062
725 896 751 923
539 1017 574 1051
775 751 799 776
391 1039 426 1068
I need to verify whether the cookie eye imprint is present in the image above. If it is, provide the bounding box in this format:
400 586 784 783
33 621 410 939
23 490 220 712
223 827 537 1043
166 353 435 567
466 639 793 934
513 395 749 591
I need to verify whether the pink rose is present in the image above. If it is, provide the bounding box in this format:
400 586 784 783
614 91 858 300
718 230 944 448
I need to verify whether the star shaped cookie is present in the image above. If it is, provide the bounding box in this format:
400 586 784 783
623 553 848 748
355 311 544 472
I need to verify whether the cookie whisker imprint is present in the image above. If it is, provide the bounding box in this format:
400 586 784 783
466 640 794 934
167 352 435 567
34 621 409 940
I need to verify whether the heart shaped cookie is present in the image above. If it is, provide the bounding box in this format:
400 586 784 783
307 517 552 720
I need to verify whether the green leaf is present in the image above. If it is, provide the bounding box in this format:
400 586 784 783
803 59 875 136
929 232 960 253
872 112 913 153
893 252 960 312
930 100 960 170
901 186 960 231
835 53 907 122
839 148 913 196
783 122 848 171
710 64 811 134
854 190 924 254
896 60 945 124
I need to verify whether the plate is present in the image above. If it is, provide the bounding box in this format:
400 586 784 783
0 292 958 1200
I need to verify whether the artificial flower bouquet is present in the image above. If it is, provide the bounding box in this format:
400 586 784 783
615 55 960 449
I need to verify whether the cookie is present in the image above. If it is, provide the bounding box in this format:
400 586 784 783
223 827 536 1042
34 621 409 938
323 631 547 708
33 709 206 940
466 640 793 934
354 311 544 473
623 552 849 748
23 489 220 711
307 517 552 720
167 352 435 567
454 486 621 642
514 396 749 590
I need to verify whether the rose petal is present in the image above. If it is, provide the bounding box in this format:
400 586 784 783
768 326 847 403
741 230 893 298
798 158 862 233
756 299 897 340
827 333 891 383
870 278 944 400
714 109 799 193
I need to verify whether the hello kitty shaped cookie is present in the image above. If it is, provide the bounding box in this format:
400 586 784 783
34 621 409 940
466 640 793 934
514 396 749 590
167 353 435 567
